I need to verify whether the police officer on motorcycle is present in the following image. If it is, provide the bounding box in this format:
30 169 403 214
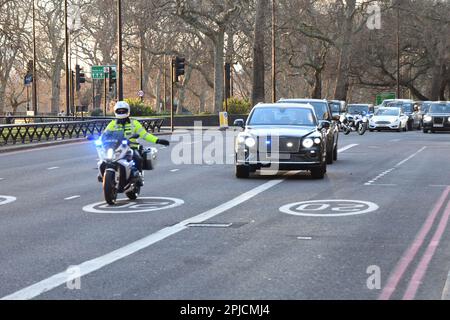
98 101 169 185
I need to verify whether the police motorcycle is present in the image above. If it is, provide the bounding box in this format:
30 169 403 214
90 131 158 205
339 111 369 136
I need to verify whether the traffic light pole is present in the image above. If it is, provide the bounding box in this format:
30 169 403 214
104 73 108 116
117 0 124 101
171 59 174 132
32 0 38 115
64 0 70 116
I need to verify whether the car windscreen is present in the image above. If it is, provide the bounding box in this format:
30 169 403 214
348 105 369 114
429 103 450 113
248 107 316 126
329 103 341 113
101 131 125 149
401 103 414 113
375 109 399 116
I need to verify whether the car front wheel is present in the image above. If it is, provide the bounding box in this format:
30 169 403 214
235 165 250 178
311 163 326 179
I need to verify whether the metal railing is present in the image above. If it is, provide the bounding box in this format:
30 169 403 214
0 118 165 146
0 115 111 124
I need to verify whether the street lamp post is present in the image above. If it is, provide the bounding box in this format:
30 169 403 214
117 0 124 101
396 0 401 99
272 0 276 103
139 45 144 102
64 0 70 116
32 0 38 115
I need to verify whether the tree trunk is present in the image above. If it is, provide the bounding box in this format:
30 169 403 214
50 60 63 114
154 70 162 112
0 84 6 114
199 91 206 113
177 66 192 115
213 30 225 114
311 69 322 99
251 0 268 106
333 0 356 101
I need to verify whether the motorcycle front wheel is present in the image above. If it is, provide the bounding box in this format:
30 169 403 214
103 170 118 205
358 122 367 135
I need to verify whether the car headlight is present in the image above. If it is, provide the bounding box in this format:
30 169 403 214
106 148 114 160
245 137 256 148
314 138 321 145
302 138 314 148
424 115 432 122
237 135 246 144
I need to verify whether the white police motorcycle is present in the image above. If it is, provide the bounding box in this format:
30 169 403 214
92 132 158 205
339 111 369 136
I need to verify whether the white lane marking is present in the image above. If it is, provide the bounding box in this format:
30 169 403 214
297 236 313 240
170 169 180 172
0 178 4 181
47 167 59 170
390 139 401 142
364 184 398 187
365 146 426 186
64 196 80 201
338 144 358 153
1 176 294 300
442 270 450 300
0 196 17 206
395 146 426 167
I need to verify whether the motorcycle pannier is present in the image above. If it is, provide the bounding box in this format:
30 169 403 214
142 147 158 170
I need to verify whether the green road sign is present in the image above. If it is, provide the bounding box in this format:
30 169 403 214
91 65 117 80
376 92 396 106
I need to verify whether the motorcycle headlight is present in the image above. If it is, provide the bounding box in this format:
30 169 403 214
245 137 256 148
106 148 114 160
95 139 102 147
302 138 314 149
424 115 432 122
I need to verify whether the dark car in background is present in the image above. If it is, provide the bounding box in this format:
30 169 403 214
329 100 347 117
422 102 450 133
233 103 329 179
278 98 339 165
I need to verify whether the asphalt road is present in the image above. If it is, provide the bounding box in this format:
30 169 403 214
1 129 450 300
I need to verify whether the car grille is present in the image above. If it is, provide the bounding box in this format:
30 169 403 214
257 136 301 153
434 117 444 125
376 121 391 125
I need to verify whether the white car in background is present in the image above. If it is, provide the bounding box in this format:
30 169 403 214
369 107 409 132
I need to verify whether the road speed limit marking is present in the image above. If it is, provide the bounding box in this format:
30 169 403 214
83 197 184 214
279 200 379 217
0 196 16 206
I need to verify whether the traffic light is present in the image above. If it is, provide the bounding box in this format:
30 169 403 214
75 64 86 91
172 56 185 83
108 67 116 92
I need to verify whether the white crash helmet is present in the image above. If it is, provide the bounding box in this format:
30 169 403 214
114 101 130 119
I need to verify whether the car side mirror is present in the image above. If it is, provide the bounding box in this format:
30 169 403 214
318 120 330 130
233 119 245 128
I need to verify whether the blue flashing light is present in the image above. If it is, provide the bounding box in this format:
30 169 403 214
95 139 102 147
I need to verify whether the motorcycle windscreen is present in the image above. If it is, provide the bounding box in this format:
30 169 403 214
101 131 125 150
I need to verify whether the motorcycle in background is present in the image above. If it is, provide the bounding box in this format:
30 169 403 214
339 112 369 136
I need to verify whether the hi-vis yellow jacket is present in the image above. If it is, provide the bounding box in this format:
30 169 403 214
104 119 158 149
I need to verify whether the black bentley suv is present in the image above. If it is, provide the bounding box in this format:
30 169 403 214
422 102 450 133
233 103 329 179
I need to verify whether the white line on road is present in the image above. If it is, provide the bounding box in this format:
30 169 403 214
395 146 426 167
64 196 80 201
0 178 4 181
338 144 358 153
170 169 180 172
47 167 59 170
0 174 294 300
365 146 426 186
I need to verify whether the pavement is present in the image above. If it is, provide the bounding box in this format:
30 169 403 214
0 130 450 300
